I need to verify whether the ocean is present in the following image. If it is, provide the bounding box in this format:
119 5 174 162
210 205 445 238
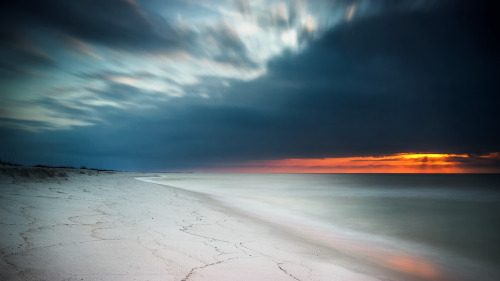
151 173 500 281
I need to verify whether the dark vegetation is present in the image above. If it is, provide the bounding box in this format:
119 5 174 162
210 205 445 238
33 164 114 172
0 159 114 172
0 160 115 181
0 166 68 180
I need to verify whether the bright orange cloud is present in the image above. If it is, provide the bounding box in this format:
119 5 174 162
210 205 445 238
200 152 500 173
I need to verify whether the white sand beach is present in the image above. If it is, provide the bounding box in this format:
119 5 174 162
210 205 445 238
0 166 389 281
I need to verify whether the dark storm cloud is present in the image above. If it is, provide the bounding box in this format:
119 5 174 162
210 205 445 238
0 0 258 76
0 0 191 80
243 0 500 158
153 0 499 162
0 36 55 76
1 0 189 52
0 37 53 65
1 0 499 170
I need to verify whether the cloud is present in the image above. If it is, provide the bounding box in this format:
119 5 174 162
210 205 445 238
0 35 55 76
168 1 500 162
234 0 252 18
0 69 182 131
261 2 498 139
64 37 102 60
0 0 266 86
1 0 499 170
196 22 257 68
1 0 189 52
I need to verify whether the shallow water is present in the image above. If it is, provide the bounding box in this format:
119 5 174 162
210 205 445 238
153 173 500 280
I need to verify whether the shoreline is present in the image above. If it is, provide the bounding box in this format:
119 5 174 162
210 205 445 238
137 175 443 281
137 176 398 280
1 166 384 281
139 174 500 281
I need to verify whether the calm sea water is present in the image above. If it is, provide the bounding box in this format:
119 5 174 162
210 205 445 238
152 173 500 280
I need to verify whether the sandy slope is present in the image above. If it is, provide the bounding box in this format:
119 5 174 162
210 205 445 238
0 166 383 281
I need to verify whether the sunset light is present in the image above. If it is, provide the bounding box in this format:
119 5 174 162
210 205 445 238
205 153 500 173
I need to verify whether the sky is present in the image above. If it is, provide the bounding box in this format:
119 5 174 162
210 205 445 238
0 0 499 172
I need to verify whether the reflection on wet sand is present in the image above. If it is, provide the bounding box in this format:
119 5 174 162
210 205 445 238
385 254 440 280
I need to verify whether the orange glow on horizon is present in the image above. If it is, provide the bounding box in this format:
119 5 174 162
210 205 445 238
199 152 500 173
